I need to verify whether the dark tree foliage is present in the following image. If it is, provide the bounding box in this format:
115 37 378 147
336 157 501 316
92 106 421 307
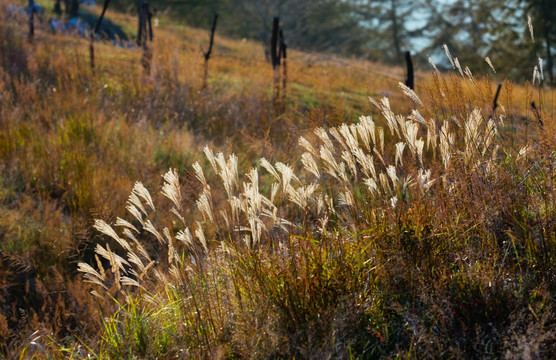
64 0 79 17
522 0 556 83
109 0 555 81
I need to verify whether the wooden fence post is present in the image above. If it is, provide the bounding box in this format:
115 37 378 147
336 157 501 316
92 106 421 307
138 1 152 73
492 82 502 112
405 51 414 90
28 0 34 42
90 0 111 70
531 101 544 128
270 17 280 110
203 13 218 90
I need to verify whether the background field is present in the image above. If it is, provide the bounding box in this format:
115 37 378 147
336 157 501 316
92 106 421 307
0 0 555 358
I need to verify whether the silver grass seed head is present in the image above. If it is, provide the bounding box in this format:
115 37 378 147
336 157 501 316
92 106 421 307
139 261 155 281
193 162 208 189
442 44 455 69
275 162 298 195
126 204 145 226
319 146 340 180
161 168 182 210
260 157 280 180
357 115 375 151
485 57 496 73
203 146 218 173
95 243 130 273
415 139 425 166
329 128 348 153
338 190 354 208
364 177 379 195
341 150 358 178
288 183 318 210
409 110 427 126
340 124 360 154
196 189 214 223
386 165 398 186
120 276 145 290
93 219 131 252
533 66 540 85
115 217 139 234
527 14 534 41
395 142 405 167
464 66 476 86
132 182 155 212
299 136 318 156
315 127 334 153
377 127 385 154
428 56 440 73
379 172 391 193
374 97 399 137
301 152 320 178
78 262 104 283
170 208 185 224
398 82 423 107
144 220 165 244
127 251 146 273
128 193 147 217
176 227 194 249
454 57 464 77
271 183 279 203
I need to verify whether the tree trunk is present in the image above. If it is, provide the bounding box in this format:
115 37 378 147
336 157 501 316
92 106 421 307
203 13 218 90
390 0 402 63
69 0 79 17
54 0 62 14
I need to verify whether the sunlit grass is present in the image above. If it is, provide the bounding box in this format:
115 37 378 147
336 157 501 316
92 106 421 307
0 0 554 358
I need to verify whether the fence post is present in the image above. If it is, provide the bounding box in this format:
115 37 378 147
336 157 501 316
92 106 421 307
90 0 111 70
270 17 280 111
405 51 414 90
138 1 152 73
492 82 502 112
531 101 544 128
203 13 218 90
28 0 34 42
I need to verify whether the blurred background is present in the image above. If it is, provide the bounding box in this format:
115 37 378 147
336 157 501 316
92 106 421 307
95 0 556 83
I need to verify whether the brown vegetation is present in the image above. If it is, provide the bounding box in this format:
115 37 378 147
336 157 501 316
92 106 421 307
0 1 554 358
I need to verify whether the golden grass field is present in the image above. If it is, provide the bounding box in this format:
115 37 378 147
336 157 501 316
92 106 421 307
0 0 555 358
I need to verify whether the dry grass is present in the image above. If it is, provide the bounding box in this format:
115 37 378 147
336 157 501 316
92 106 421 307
0 0 555 358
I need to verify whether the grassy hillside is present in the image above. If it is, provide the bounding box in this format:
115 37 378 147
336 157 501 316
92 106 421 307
0 1 555 358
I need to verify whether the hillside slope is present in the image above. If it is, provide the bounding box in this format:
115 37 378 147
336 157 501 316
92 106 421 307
0 1 555 358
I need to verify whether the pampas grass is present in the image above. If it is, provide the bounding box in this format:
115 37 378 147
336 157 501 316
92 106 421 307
74 60 554 357
0 0 553 357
